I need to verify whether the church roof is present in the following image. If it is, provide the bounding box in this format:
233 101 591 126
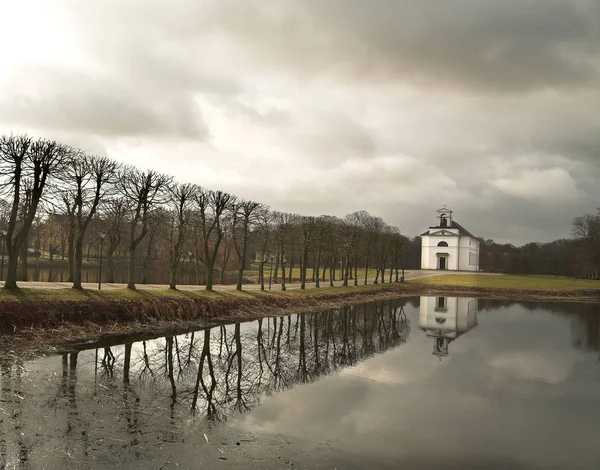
420 220 477 238
452 220 476 238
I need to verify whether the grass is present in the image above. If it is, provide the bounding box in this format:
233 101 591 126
0 281 399 303
410 274 600 291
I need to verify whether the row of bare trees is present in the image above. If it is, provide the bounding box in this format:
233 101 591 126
0 134 408 291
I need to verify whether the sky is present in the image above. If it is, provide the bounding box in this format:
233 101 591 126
0 0 599 244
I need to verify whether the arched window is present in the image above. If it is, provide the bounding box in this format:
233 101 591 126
437 241 448 247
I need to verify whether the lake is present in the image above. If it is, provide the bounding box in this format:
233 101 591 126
1 296 599 469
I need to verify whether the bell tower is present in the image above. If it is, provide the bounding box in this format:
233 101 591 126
436 206 453 228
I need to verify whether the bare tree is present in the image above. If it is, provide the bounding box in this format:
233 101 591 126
101 199 128 283
66 154 119 289
167 183 194 289
273 211 293 291
119 167 171 290
219 222 234 285
0 135 70 289
194 188 235 291
299 216 315 289
254 207 274 291
57 190 78 280
232 200 261 290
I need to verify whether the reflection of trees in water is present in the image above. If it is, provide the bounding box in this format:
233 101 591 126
0 358 29 469
0 299 409 467
177 299 410 421
92 299 410 423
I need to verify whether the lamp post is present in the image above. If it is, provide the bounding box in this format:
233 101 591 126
0 230 6 282
268 254 274 290
98 232 105 290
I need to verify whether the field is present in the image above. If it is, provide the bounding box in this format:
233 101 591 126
410 274 600 291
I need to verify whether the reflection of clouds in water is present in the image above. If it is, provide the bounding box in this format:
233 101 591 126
488 351 576 384
237 301 600 469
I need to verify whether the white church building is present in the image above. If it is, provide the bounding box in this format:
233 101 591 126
420 207 480 271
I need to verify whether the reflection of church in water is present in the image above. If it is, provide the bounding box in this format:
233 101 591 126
419 296 478 358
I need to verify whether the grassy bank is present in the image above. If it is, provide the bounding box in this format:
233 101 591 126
410 274 600 291
0 283 421 335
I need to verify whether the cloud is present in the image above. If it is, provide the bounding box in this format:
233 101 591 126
0 0 599 244
192 0 600 92
491 167 583 201
0 65 209 140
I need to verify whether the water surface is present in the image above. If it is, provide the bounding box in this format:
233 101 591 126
1 297 599 469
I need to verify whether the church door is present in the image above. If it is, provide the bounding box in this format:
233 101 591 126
439 257 447 270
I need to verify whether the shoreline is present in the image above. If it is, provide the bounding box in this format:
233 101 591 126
1 282 599 355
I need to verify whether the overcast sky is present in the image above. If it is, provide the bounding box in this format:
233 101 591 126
1 0 599 244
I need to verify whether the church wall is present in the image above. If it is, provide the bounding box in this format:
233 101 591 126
458 237 480 271
421 235 460 270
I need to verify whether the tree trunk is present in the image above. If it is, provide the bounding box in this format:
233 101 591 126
67 226 75 282
315 249 321 288
343 254 349 286
107 251 115 283
235 242 248 292
288 254 293 284
364 255 369 285
259 259 266 291
219 244 230 285
3 249 19 289
19 241 28 281
168 252 180 290
72 237 84 289
280 248 286 291
141 233 154 284
127 246 137 290
300 247 308 290
205 260 215 290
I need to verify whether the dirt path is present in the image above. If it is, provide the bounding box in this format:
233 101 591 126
0 269 449 291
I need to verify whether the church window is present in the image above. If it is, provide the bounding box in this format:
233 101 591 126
437 241 448 247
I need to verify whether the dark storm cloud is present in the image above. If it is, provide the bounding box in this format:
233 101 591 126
197 0 600 92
